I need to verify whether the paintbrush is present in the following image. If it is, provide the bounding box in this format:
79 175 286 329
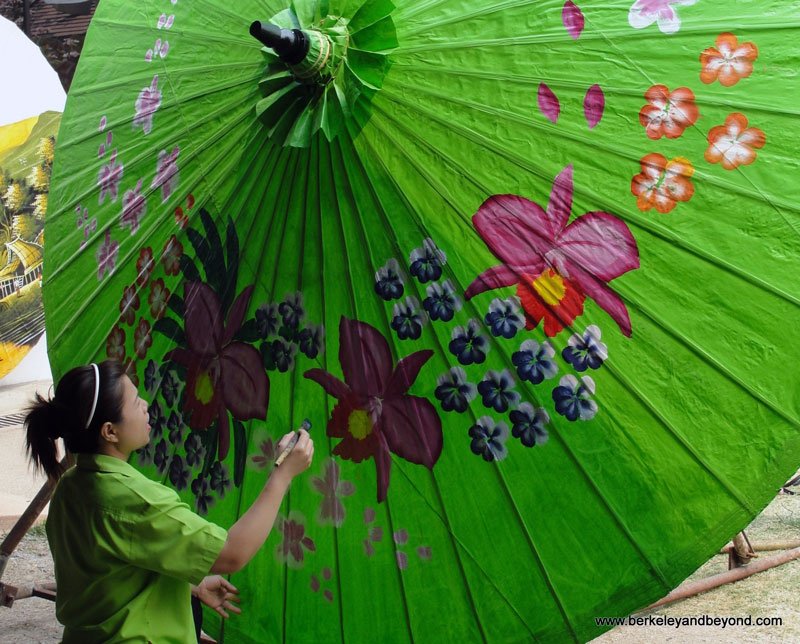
274 419 312 467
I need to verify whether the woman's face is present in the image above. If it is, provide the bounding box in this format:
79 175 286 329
113 375 151 454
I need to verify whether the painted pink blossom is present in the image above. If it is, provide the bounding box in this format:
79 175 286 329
96 229 119 280
120 179 147 234
465 165 640 337
250 436 276 469
562 1 585 40
276 513 316 568
98 150 123 204
161 235 183 275
628 0 697 34
152 146 180 203
106 325 126 362
133 76 162 135
305 317 442 502
134 318 153 360
136 247 155 287
120 285 140 326
312 460 356 527
148 278 170 320
98 115 107 131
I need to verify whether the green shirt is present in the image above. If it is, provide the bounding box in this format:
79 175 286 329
46 454 228 643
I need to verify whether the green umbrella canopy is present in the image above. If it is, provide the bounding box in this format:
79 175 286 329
45 0 800 641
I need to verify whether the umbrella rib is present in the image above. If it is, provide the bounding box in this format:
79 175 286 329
328 137 417 643
312 138 348 644
363 103 762 514
334 134 498 642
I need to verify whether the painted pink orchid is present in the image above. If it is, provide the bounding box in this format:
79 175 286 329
465 165 640 337
98 150 123 204
628 0 697 34
166 281 268 460
152 146 180 203
133 75 162 135
305 317 442 502
312 460 356 527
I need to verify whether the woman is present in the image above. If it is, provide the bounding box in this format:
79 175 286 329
25 360 313 642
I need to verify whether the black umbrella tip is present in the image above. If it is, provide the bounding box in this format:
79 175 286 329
249 21 310 65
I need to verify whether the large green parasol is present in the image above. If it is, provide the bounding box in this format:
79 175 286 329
45 0 800 641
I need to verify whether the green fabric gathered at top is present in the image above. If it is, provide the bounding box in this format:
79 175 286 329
47 453 227 643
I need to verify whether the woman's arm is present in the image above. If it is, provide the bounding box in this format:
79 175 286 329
211 430 313 573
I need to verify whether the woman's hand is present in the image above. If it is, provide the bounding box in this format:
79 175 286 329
193 575 241 618
275 429 314 479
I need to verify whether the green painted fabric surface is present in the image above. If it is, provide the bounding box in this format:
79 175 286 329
44 1 800 642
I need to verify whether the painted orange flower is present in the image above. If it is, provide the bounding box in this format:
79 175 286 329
631 154 695 213
705 113 765 170
700 33 758 87
639 85 698 140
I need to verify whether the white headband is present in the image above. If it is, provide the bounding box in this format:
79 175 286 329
85 363 100 429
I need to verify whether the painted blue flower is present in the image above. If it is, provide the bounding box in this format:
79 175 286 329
167 410 185 444
477 369 520 413
148 399 165 440
391 296 425 340
191 475 214 515
484 297 525 339
298 324 325 359
434 367 477 413
279 292 305 329
468 416 509 462
184 433 205 468
262 337 297 373
144 359 158 394
153 439 171 475
423 280 462 322
552 375 598 421
562 325 608 372
409 238 446 283
169 455 190 490
448 319 489 365
374 258 405 301
209 462 232 498
161 369 180 408
255 302 280 338
509 402 550 447
512 339 559 384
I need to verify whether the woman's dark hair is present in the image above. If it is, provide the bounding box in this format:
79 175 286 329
25 360 127 479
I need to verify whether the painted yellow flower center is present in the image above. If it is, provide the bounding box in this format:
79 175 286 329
195 370 215 405
348 409 373 440
532 269 566 306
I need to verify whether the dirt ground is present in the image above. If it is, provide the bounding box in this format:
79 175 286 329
1 491 798 643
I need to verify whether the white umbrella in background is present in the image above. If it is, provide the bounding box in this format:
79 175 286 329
0 15 65 385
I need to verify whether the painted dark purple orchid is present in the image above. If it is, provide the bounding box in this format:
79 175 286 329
305 317 442 502
465 165 640 336
166 282 268 459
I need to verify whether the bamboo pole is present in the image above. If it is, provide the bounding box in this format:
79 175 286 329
649 546 800 609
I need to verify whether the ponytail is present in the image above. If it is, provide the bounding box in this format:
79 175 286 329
25 393 67 479
24 360 127 480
